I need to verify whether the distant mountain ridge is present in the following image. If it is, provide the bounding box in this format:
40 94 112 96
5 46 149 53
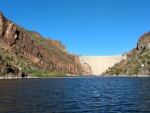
0 12 87 77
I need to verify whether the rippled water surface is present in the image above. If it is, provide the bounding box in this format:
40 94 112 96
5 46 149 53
0 77 150 113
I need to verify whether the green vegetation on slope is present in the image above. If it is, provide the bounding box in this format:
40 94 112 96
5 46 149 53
104 48 150 75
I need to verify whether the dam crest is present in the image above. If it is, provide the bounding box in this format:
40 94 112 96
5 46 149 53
79 54 127 75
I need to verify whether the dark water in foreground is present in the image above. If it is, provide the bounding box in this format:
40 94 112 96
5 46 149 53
0 77 150 113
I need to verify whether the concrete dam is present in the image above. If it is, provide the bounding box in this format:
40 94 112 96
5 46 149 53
79 55 127 75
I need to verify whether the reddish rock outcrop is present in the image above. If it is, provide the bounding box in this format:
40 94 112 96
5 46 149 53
81 63 93 75
0 12 84 77
127 31 150 58
137 31 150 50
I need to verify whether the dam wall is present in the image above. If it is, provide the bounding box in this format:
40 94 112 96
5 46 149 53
79 55 126 75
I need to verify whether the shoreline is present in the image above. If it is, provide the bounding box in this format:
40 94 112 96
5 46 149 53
0 76 38 79
0 75 150 80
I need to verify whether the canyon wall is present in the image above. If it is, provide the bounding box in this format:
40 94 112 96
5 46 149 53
104 31 150 76
0 12 84 77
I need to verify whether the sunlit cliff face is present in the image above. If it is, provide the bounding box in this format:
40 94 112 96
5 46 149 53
0 12 84 76
0 13 3 37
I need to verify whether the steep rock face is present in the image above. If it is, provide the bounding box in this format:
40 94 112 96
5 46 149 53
103 31 150 76
137 32 150 50
50 39 68 53
0 12 84 77
80 63 93 75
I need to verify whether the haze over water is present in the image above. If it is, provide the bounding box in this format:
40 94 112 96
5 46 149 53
0 77 150 112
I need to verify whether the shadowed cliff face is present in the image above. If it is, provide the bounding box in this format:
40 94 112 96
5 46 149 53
103 31 150 76
0 12 84 77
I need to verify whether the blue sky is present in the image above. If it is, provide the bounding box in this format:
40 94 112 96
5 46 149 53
1 0 150 56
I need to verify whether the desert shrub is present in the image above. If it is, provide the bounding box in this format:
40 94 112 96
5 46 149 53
27 69 43 77
48 72 67 77
0 55 2 60
5 56 13 61
134 66 139 75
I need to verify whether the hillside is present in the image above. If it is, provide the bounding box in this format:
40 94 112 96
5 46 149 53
103 31 150 76
0 12 85 77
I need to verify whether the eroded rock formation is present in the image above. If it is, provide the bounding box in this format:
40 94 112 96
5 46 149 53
0 12 84 77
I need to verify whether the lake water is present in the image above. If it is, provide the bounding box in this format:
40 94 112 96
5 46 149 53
0 77 150 113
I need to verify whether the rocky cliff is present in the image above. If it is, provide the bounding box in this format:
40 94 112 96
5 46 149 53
103 31 150 76
0 12 84 77
80 63 93 75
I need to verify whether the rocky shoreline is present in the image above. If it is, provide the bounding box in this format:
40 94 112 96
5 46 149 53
0 76 38 79
0 75 150 79
101 75 150 77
